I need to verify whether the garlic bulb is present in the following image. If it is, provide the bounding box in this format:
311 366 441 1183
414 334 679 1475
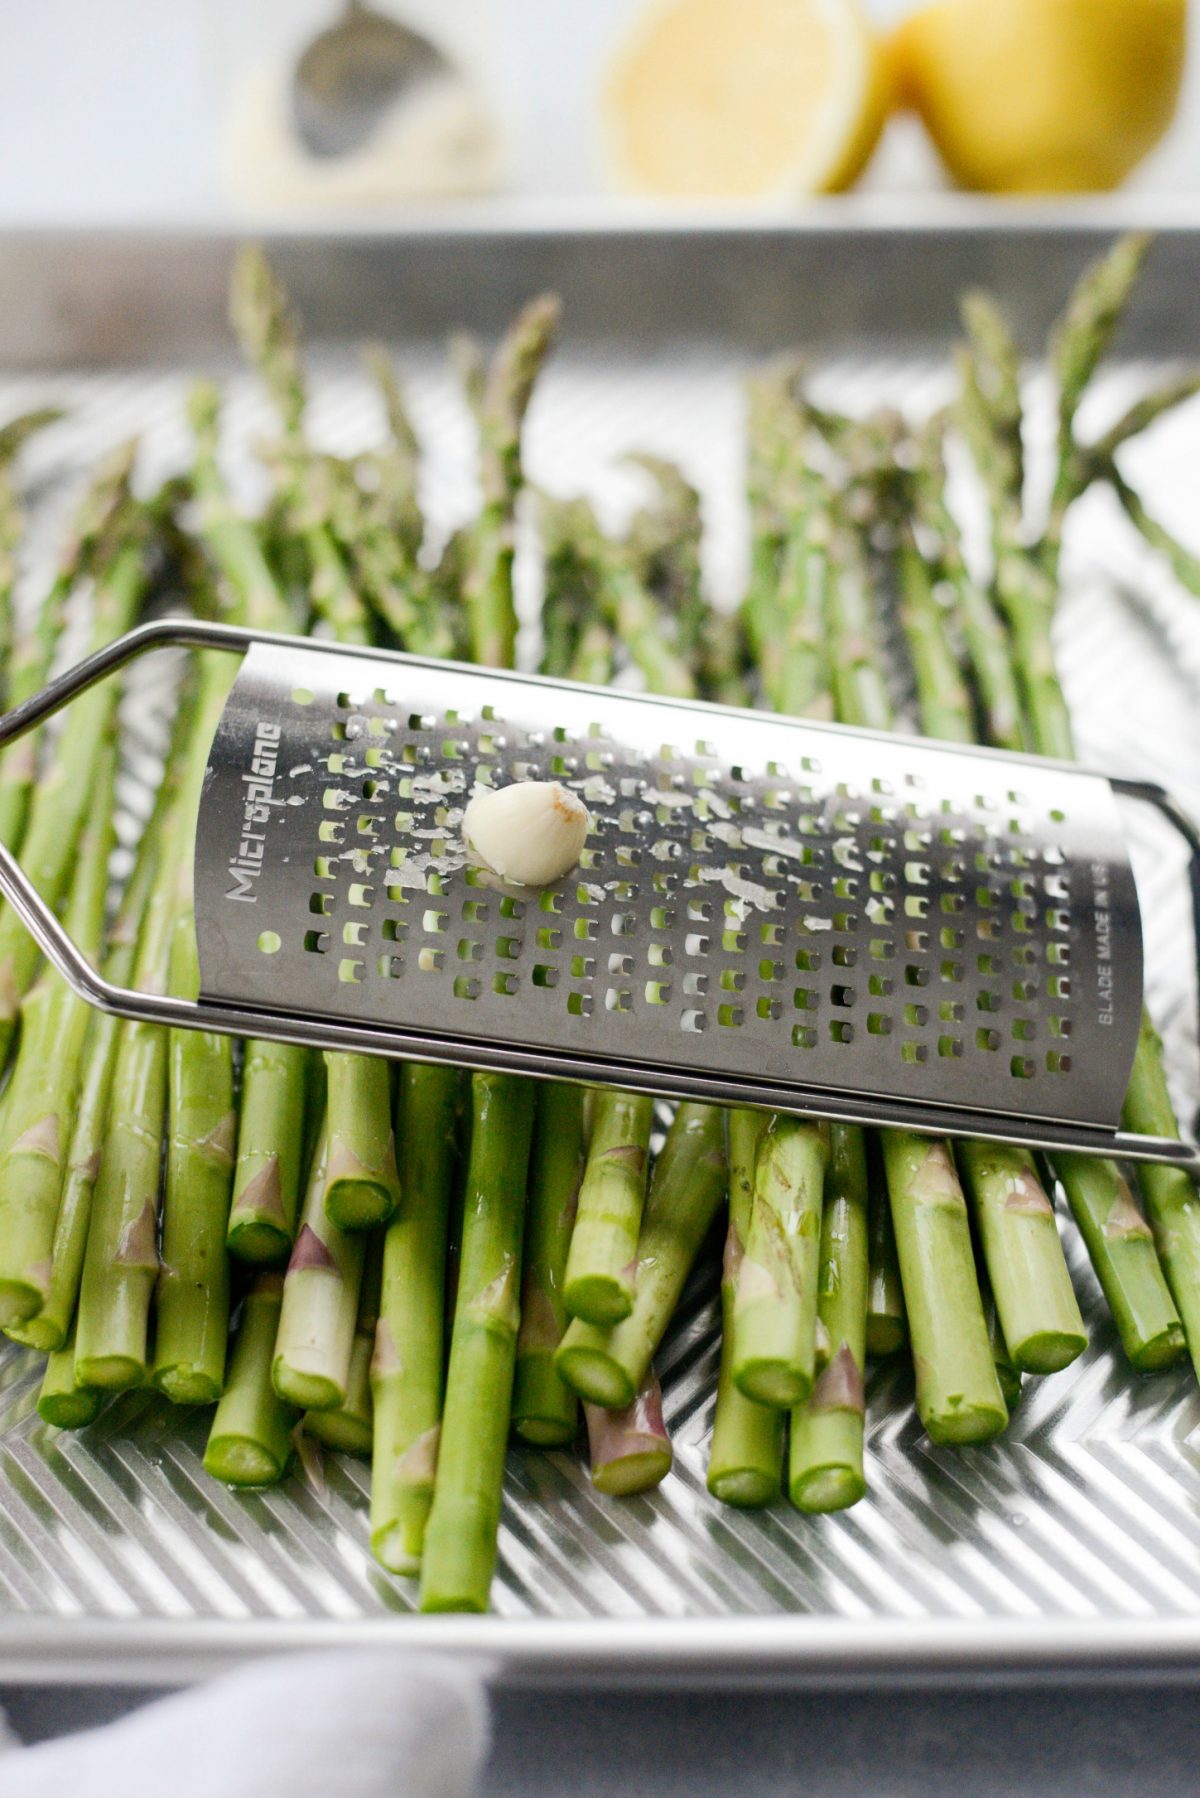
462 780 590 886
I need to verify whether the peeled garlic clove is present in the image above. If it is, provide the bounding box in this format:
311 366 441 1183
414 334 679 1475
461 780 590 886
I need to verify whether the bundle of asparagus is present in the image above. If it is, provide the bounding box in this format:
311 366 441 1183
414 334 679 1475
0 234 1195 1615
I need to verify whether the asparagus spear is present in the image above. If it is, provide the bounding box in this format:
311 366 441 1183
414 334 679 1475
0 743 115 1327
226 1041 311 1264
512 1082 584 1448
38 1326 105 1431
563 1089 654 1326
0 437 134 852
304 1232 380 1455
895 533 974 744
152 913 236 1404
0 502 152 1059
323 1053 403 1231
956 1141 1086 1374
420 1072 536 1613
1049 1154 1183 1370
1044 232 1152 570
586 1369 672 1497
789 1123 869 1513
707 1108 782 1507
1121 1013 1200 1382
462 295 560 668
556 1103 727 1411
729 1115 829 1409
273 1119 366 1411
370 1061 458 1575
204 1274 299 1486
883 1133 1007 1443
865 1142 908 1358
4 698 187 1354
909 421 1025 753
980 1271 1023 1414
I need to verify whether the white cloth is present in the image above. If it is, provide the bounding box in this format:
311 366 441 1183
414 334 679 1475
0 1650 489 1798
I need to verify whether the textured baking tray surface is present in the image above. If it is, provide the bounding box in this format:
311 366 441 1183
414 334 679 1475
0 346 1198 1632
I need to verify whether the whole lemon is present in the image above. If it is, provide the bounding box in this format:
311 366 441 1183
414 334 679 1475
891 0 1186 194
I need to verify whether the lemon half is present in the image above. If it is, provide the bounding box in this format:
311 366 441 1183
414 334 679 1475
891 0 1186 195
604 0 887 200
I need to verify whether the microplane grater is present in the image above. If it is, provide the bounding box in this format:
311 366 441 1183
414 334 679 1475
1 618 1197 1169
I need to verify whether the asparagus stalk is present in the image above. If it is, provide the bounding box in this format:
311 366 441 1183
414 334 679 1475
895 533 974 744
556 1103 726 1411
204 1274 299 1486
38 1327 105 1431
370 1061 458 1574
0 438 134 852
625 454 706 670
273 1119 366 1411
1121 1012 1200 1382
728 1115 829 1409
707 1108 783 1508
956 1141 1086 1374
227 1041 310 1264
463 295 560 668
882 1133 1007 1444
0 744 116 1327
563 1089 654 1326
789 1123 869 1513
981 1271 1023 1413
5 702 185 1354
1044 232 1152 569
322 1053 403 1231
152 913 236 1404
865 1143 908 1358
0 507 152 1059
909 422 1025 753
950 306 1195 1376
586 1369 673 1497
72 862 175 1389
304 1233 380 1455
512 1082 584 1447
1049 1153 1183 1370
419 1072 536 1613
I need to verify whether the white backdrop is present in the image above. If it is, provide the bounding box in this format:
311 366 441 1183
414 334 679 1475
0 0 1196 222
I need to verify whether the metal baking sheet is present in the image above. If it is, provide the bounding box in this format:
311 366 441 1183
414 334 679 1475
1 224 1200 1683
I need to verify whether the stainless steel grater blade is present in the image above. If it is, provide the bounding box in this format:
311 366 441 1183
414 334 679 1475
1 618 1198 1169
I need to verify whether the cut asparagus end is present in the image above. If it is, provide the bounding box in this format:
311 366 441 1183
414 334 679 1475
0 1278 43 1330
5 1315 65 1354
1010 1326 1089 1376
923 1396 1009 1446
303 1410 372 1457
1127 1323 1187 1372
555 1344 635 1410
203 1435 290 1487
370 1524 421 1578
734 1359 812 1411
864 1315 907 1359
272 1356 344 1413
512 1350 579 1447
324 1178 397 1232
226 1218 292 1266
154 1366 223 1407
38 1390 105 1430
791 1462 866 1515
512 1414 577 1448
563 1272 633 1328
75 1353 145 1392
591 1447 672 1497
707 1466 781 1508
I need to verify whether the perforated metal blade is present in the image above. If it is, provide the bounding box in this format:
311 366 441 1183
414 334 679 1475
192 636 1153 1154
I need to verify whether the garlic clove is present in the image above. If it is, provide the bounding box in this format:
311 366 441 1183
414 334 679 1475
461 779 590 886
